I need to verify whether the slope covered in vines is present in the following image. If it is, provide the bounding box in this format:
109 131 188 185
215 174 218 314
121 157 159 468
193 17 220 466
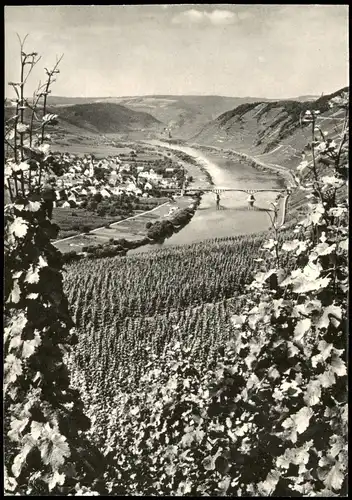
63 232 296 394
63 94 348 497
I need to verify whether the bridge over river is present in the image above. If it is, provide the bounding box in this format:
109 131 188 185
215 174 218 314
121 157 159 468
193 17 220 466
129 143 293 255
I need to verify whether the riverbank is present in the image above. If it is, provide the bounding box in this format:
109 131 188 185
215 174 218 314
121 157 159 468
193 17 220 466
54 195 198 256
190 142 297 188
128 142 288 255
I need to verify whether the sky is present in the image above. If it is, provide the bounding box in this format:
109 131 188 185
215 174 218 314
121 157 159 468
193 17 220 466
4 4 349 99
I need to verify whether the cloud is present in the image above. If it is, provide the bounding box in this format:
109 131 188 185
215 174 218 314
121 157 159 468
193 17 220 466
172 8 238 26
258 55 266 63
206 9 237 25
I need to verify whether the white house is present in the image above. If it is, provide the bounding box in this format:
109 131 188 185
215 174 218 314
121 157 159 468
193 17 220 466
125 182 142 195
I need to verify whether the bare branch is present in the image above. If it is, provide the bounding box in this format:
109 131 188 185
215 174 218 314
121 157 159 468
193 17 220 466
16 32 29 51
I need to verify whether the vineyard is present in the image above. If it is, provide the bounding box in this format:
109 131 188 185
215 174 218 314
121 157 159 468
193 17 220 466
4 29 348 498
64 233 293 393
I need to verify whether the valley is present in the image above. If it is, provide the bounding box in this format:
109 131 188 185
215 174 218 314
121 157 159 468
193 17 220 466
44 86 347 260
4 66 348 496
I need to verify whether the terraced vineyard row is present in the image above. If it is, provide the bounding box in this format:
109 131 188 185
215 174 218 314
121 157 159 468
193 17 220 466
63 232 295 414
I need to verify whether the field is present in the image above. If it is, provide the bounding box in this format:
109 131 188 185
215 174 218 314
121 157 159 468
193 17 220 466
53 196 194 253
53 196 170 240
52 207 126 239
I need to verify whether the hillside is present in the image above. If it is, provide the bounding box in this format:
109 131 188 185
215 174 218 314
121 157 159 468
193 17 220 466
54 102 162 134
191 87 349 168
43 95 276 139
29 93 323 139
110 95 277 139
5 101 164 143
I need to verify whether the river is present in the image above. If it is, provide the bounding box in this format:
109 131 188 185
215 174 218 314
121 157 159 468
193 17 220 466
128 142 284 255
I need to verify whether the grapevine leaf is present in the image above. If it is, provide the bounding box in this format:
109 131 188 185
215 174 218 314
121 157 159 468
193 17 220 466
48 471 66 491
303 379 322 406
318 369 336 388
294 318 311 341
322 462 345 491
9 217 28 238
11 443 33 477
4 473 17 492
254 269 276 284
316 305 342 330
293 276 330 294
294 299 322 317
329 435 345 458
25 266 40 284
31 421 44 442
330 353 347 377
8 280 21 304
282 407 313 443
218 476 231 494
22 332 42 358
262 239 277 250
287 341 300 358
4 354 23 385
257 470 281 495
40 430 71 468
28 201 42 212
231 314 246 328
9 331 23 351
8 417 30 441
282 240 300 252
311 341 334 367
339 239 348 251
276 440 313 469
181 431 195 447
37 143 50 155
202 455 216 471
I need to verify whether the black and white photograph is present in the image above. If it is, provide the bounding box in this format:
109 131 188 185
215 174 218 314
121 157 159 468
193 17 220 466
4 4 349 496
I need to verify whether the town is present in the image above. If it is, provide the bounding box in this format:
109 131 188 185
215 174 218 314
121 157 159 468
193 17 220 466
47 145 188 209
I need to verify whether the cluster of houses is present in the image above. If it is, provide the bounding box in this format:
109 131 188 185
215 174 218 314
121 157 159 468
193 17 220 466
48 150 182 209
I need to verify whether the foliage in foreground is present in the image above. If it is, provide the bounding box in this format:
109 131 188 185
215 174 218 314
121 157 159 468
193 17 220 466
4 36 106 496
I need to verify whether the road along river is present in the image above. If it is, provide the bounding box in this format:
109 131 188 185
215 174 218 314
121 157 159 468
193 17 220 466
129 142 287 255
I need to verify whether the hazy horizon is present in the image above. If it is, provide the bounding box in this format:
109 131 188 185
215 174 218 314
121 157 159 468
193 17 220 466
5 5 349 99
